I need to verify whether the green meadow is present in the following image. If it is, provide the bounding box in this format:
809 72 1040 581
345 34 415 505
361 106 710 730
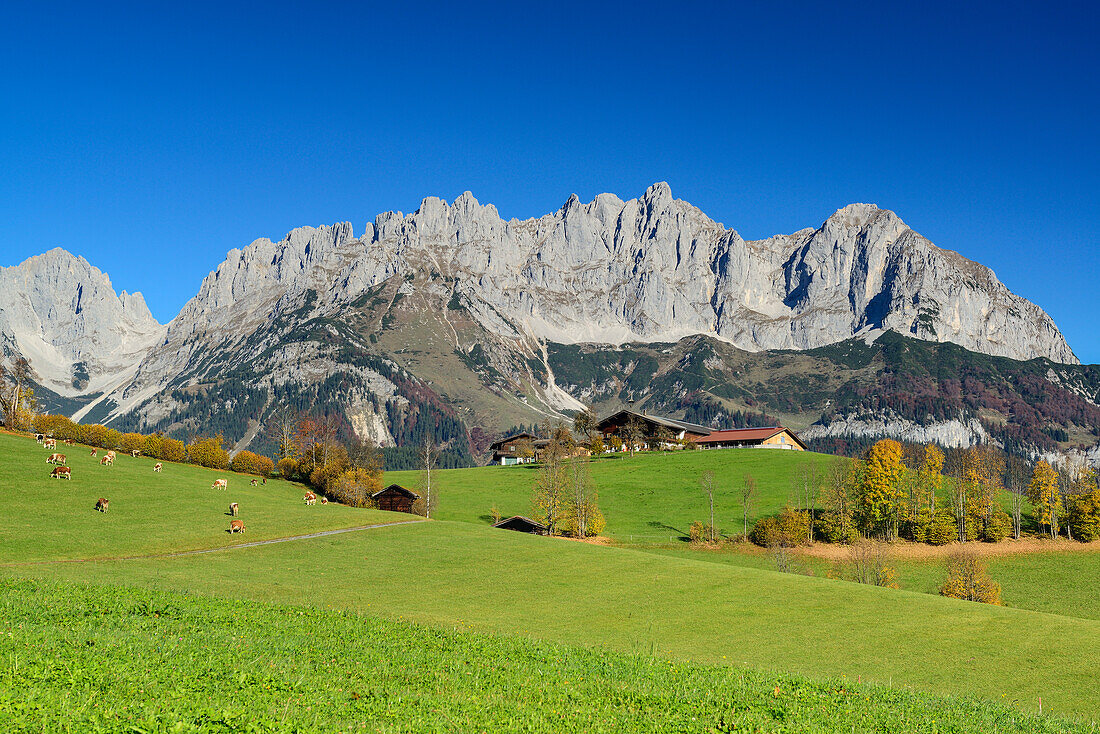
2 578 1091 734
385 448 838 541
3 431 1100 728
0 432 400 563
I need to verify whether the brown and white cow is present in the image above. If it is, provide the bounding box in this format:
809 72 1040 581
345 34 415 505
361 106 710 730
46 453 67 465
153 462 163 472
90 448 98 457
320 496 328 505
100 455 114 466
50 466 71 480
105 450 116 460
249 478 258 486
43 438 56 450
303 492 317 505
229 519 245 533
131 449 141 458
212 478 228 490
229 502 239 516
95 498 109 512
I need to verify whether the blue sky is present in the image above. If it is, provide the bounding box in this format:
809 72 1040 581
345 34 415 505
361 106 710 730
2 1 1097 361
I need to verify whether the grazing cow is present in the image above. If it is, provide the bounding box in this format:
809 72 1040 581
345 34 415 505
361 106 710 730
320 496 328 505
50 466 71 480
303 492 316 505
250 478 258 486
90 448 98 457
212 478 228 490
95 498 109 512
46 453 67 465
229 502 239 516
43 438 56 450
100 455 114 466
35 433 44 443
262 477 266 485
131 449 141 458
63 438 73 445
105 450 116 460
229 519 245 533
153 462 163 472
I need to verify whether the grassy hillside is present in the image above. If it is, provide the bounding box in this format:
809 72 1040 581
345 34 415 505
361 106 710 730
5 579 1089 734
0 432 401 563
9 519 1100 717
385 448 839 541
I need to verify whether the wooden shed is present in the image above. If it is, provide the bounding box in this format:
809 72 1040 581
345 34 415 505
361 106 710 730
492 515 549 535
372 484 420 514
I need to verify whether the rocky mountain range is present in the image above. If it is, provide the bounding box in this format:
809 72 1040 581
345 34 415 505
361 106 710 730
1 184 1094 466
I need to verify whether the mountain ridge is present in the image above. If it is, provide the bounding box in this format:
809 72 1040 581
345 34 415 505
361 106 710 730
0 184 1091 466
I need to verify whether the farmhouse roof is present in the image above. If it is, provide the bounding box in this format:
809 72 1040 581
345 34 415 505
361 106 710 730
372 483 421 500
693 426 807 449
597 408 712 436
492 515 548 532
488 431 539 450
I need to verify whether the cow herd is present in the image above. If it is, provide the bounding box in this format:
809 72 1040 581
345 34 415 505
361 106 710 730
33 432 330 536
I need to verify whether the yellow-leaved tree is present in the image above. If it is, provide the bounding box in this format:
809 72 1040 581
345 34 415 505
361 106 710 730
857 439 905 539
1027 460 1061 539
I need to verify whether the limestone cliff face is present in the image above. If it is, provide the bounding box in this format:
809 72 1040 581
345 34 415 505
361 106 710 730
0 248 164 396
141 183 1075 368
3 185 1079 439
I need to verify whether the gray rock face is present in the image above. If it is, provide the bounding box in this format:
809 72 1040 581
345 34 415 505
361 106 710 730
0 248 164 396
4 185 1079 429
145 183 1074 365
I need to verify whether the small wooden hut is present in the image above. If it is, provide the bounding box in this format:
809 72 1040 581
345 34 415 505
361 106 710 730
492 515 549 535
372 484 420 514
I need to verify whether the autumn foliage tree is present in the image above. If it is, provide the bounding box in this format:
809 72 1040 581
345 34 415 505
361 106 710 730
1028 460 1062 539
940 547 1002 604
230 450 275 476
187 435 230 470
856 439 905 539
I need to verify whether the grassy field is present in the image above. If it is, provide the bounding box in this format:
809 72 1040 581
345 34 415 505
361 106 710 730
385 448 839 541
2 578 1091 734
0 432 402 563
9 519 1100 718
634 543 1100 620
5 430 1100 726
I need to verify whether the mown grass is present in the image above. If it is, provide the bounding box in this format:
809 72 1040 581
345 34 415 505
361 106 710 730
9 519 1100 718
635 543 1100 621
0 432 402 563
385 448 839 541
1 578 1093 734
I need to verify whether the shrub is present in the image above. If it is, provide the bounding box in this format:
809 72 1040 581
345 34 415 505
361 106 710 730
143 433 164 460
982 510 1012 543
585 510 606 537
589 437 605 455
188 435 230 470
230 450 275 477
160 438 186 463
750 517 782 547
326 468 381 507
102 428 122 450
689 521 719 544
118 432 145 454
277 457 299 480
940 549 1002 605
489 506 502 525
79 424 108 448
309 463 347 494
815 511 859 544
841 540 899 588
925 511 957 546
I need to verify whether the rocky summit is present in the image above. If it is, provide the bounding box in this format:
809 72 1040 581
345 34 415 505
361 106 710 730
0 184 1089 464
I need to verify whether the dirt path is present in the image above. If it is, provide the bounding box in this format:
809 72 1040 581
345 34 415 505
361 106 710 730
0 519 425 567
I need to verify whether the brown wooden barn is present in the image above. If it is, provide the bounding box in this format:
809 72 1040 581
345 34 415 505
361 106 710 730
492 515 549 535
372 484 420 513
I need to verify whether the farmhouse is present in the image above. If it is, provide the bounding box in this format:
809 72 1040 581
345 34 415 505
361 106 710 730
692 426 807 451
492 515 548 535
489 432 539 465
371 484 420 513
596 409 711 447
